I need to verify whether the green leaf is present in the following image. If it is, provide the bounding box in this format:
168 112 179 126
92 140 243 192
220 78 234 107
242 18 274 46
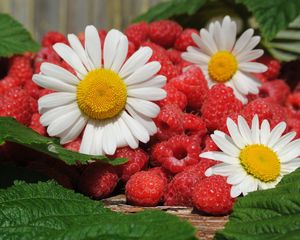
215 168 300 240
0 117 126 165
133 0 207 23
0 181 197 240
236 0 300 40
0 14 39 57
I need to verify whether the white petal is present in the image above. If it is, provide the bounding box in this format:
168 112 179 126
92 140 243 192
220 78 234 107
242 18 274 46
238 115 253 144
85 25 101 69
40 62 79 85
182 49 210 64
226 81 248 104
211 134 240 157
125 104 157 135
273 132 297 152
127 75 166 89
233 71 261 94
200 151 239 164
47 107 81 136
200 28 218 54
243 36 261 53
237 49 264 63
68 33 93 71
127 87 166 101
232 28 254 55
113 119 127 147
213 22 223 50
221 16 236 51
38 92 76 112
40 102 78 126
33 74 76 93
260 119 271 145
186 46 211 62
117 116 139 148
110 35 128 73
239 62 268 73
227 170 247 185
102 122 117 155
191 33 212 56
119 47 152 79
230 185 242 198
281 160 300 173
205 167 213 177
126 97 160 118
278 139 300 163
227 117 246 148
92 123 104 156
251 114 260 144
103 29 124 69
121 111 149 143
124 62 161 86
60 115 88 144
53 43 87 76
232 74 250 95
267 122 286 148
80 120 97 154
211 163 236 176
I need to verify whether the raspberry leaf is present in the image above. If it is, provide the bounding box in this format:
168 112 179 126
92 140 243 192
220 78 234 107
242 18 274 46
215 168 300 240
236 0 300 41
0 117 126 165
133 0 207 23
0 181 197 240
0 14 39 57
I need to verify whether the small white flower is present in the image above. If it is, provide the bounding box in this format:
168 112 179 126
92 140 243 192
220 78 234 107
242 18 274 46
201 115 300 197
182 16 268 104
33 26 166 156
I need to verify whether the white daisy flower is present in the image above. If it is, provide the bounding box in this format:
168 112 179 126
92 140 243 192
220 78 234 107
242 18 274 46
200 115 300 197
33 25 166 156
182 16 268 104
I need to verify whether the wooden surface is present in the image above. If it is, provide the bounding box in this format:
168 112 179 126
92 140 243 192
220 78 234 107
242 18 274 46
0 0 163 40
102 194 228 240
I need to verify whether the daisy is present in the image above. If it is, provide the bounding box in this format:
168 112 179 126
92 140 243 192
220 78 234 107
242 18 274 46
33 26 166 156
200 115 300 197
182 16 268 104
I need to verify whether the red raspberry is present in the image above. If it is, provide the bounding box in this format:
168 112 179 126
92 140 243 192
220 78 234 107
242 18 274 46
0 87 33 125
202 136 219 152
64 138 82 152
166 49 182 65
127 41 136 59
24 79 41 99
151 135 201 173
156 84 187 110
142 41 168 55
34 47 61 73
124 22 149 48
113 147 149 182
164 168 201 206
8 56 33 83
287 117 300 139
0 76 22 95
149 20 182 48
154 104 184 141
286 92 300 118
170 66 208 109
192 175 235 215
29 113 46 136
38 89 55 98
78 162 119 199
158 61 181 81
242 98 287 128
201 84 243 131
125 171 165 206
174 28 198 51
182 113 207 142
257 79 290 105
148 167 173 186
193 158 219 179
257 55 281 80
42 31 68 47
253 73 267 83
29 97 38 113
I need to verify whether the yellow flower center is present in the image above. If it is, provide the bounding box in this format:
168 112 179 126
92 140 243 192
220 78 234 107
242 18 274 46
208 51 238 83
239 144 280 183
76 69 127 120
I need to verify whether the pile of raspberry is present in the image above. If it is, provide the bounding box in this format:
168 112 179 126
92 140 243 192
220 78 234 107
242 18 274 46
1 20 300 216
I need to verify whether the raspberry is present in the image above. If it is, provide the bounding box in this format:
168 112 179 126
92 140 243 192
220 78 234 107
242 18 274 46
287 117 300 139
141 41 168 55
286 92 300 118
127 41 136 59
148 167 172 186
158 60 180 81
174 28 198 51
166 49 183 65
124 22 149 48
149 20 182 48
8 56 33 83
156 84 187 110
64 138 82 152
24 79 41 99
182 113 207 141
257 55 281 80
29 113 46 136
78 162 119 199
253 73 267 83
29 97 38 113
125 171 165 206
192 175 235 215
170 66 208 109
242 98 287 128
0 87 33 125
201 84 243 131
113 147 149 182
34 47 61 73
41 31 68 47
154 104 184 140
202 136 219 152
257 79 290 105
0 76 22 95
151 135 201 173
38 89 55 98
